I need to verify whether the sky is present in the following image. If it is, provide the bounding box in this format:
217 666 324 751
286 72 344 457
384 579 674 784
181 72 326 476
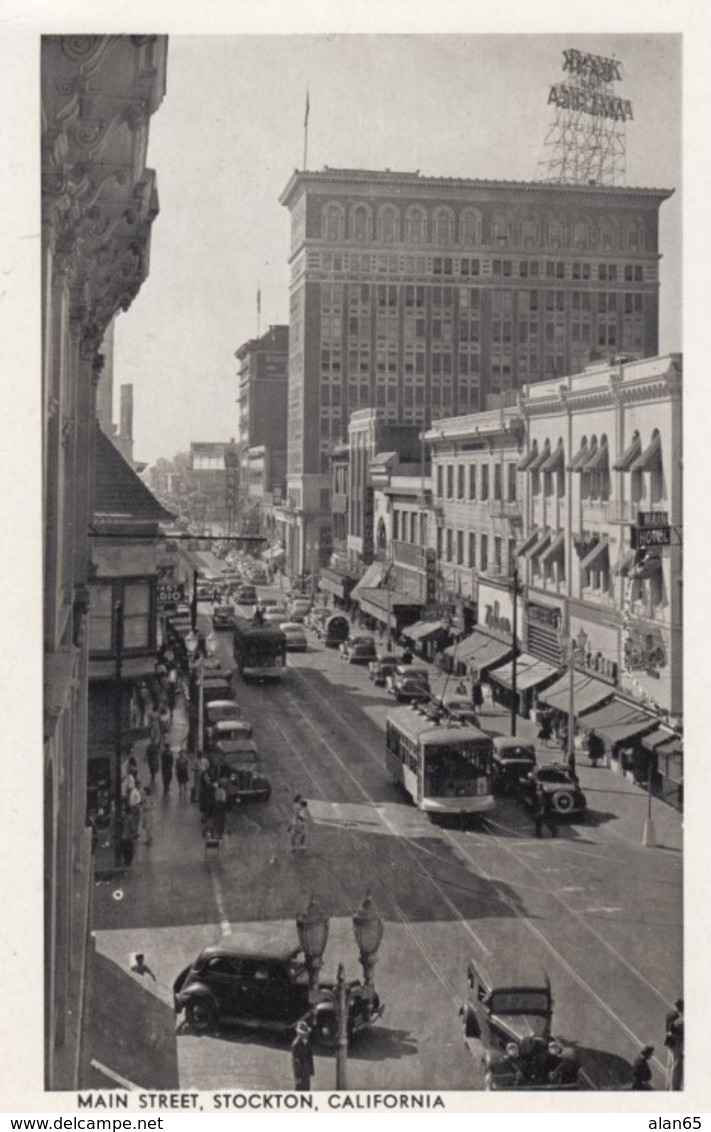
112 33 682 466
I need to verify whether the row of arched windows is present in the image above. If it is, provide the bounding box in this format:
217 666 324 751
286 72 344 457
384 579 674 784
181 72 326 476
320 201 645 251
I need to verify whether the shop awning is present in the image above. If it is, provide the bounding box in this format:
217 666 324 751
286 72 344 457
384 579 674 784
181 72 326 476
538 671 615 715
630 433 662 473
642 728 678 753
357 588 422 626
403 620 448 643
612 433 642 472
614 548 636 577
525 530 552 559
567 440 591 471
540 440 565 473
657 737 683 759
579 538 609 572
578 698 658 746
585 440 609 472
527 440 552 472
517 442 539 471
319 566 356 598
516 528 540 557
540 531 565 565
445 629 513 672
488 653 559 692
351 562 385 600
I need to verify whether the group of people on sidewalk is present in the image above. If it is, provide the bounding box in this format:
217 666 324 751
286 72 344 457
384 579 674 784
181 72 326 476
631 998 684 1091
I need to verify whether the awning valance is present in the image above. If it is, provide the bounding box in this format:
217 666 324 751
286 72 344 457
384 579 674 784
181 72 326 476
527 440 552 472
538 671 615 715
403 620 448 643
446 629 513 673
540 440 565 473
516 528 540 557
585 440 609 472
540 531 565 565
657 737 683 759
525 530 552 560
579 539 609 572
517 442 539 471
578 698 657 747
629 433 662 473
613 434 642 472
642 728 678 753
488 653 560 693
567 440 591 471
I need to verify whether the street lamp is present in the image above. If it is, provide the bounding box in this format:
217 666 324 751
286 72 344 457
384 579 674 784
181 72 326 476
557 632 577 781
114 600 124 867
296 892 384 1091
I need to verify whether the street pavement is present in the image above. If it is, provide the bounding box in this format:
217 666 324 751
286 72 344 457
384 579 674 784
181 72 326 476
86 590 682 1095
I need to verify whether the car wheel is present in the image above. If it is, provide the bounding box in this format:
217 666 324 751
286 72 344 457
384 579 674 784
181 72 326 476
186 998 217 1032
551 789 574 814
313 1013 339 1050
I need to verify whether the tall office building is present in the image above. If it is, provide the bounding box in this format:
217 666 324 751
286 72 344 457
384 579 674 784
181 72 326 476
278 168 672 575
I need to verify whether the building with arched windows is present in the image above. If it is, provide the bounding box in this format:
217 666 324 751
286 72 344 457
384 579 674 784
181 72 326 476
278 167 672 578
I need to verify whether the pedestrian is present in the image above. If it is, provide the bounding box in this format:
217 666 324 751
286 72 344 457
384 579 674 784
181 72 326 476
664 998 684 1090
588 731 604 768
175 749 190 798
537 712 553 747
166 666 178 715
533 783 558 839
130 953 156 981
141 785 155 844
127 752 139 784
161 745 174 796
121 803 140 866
455 679 468 696
213 779 227 837
471 680 484 711
288 794 309 853
631 1045 655 1090
158 700 171 738
145 740 160 788
148 706 162 746
137 680 151 726
290 1020 314 1091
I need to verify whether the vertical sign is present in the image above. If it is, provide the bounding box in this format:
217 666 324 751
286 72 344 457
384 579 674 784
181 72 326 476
362 486 374 565
425 548 437 604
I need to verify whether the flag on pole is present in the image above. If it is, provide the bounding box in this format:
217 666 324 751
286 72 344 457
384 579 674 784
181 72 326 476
304 86 310 127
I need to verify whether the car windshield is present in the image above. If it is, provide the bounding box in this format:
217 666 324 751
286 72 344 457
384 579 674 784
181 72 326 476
489 990 550 1015
501 745 535 759
221 749 259 766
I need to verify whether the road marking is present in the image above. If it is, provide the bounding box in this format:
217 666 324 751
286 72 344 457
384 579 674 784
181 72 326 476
209 867 231 936
89 1060 138 1090
287 664 676 1054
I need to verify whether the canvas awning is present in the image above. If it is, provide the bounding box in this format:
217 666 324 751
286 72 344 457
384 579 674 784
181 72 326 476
612 433 642 472
578 698 658 746
445 629 513 673
527 439 552 472
642 728 678 753
402 620 448 643
629 433 662 473
517 442 539 471
538 671 615 715
357 588 422 626
585 440 609 472
351 562 385 600
488 653 560 693
579 539 609 572
525 530 552 560
319 566 357 598
567 440 591 471
540 439 565 473
540 531 565 565
516 528 540 557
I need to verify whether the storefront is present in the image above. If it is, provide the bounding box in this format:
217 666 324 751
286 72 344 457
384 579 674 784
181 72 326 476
487 653 560 719
318 565 358 608
577 697 658 770
401 619 450 662
443 628 513 679
356 587 422 634
538 670 615 720
641 729 683 809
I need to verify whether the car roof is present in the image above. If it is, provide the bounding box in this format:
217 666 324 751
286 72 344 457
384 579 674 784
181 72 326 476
493 737 536 752
216 738 259 752
198 927 301 963
280 621 305 629
468 960 552 995
205 700 240 711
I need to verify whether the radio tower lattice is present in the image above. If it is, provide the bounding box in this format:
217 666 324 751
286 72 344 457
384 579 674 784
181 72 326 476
536 48 632 187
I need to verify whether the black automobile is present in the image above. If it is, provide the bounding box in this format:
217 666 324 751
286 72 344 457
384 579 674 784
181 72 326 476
212 739 271 804
518 763 587 818
492 738 537 795
174 931 384 1047
461 961 580 1090
212 604 236 631
368 654 400 686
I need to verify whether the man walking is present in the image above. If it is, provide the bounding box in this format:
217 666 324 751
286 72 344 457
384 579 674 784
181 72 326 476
665 998 684 1090
288 795 309 852
631 1045 654 1090
291 1020 314 1091
533 783 558 838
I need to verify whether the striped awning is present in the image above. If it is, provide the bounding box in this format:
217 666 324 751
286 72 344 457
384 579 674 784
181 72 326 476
538 671 615 715
525 530 552 560
540 440 565 473
585 440 609 472
613 434 642 472
630 433 662 472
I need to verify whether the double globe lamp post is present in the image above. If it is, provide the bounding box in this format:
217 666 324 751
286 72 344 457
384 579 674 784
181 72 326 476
296 893 384 1089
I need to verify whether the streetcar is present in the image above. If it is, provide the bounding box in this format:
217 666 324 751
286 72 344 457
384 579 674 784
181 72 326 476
232 615 287 680
385 705 495 815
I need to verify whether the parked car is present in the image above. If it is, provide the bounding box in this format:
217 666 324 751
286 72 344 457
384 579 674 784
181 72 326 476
434 696 480 726
461 962 580 1090
289 597 312 623
368 654 400 686
322 613 350 648
173 931 384 1045
236 585 258 605
387 665 431 700
212 739 271 804
340 635 378 664
518 763 587 818
212 604 236 630
492 738 537 794
206 719 254 752
280 621 308 652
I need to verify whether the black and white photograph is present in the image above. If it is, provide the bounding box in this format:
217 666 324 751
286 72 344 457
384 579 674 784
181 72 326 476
3 0 709 1118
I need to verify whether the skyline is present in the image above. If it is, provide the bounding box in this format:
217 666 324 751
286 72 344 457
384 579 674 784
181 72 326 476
112 33 681 465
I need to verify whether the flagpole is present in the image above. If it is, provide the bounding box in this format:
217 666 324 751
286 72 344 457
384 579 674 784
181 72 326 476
303 85 310 171
257 285 261 339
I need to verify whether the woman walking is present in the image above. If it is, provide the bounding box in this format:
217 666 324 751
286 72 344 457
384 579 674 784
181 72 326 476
161 745 174 796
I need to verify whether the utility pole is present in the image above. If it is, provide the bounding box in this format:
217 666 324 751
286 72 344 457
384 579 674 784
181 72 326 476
510 567 519 736
113 600 124 868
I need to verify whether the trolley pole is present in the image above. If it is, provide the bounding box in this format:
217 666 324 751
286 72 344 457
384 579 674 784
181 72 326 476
113 601 124 868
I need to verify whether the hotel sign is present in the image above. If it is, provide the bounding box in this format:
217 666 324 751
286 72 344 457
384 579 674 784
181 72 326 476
631 511 671 550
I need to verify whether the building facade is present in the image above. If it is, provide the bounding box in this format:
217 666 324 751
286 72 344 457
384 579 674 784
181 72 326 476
279 166 672 573
42 34 167 1088
235 324 289 503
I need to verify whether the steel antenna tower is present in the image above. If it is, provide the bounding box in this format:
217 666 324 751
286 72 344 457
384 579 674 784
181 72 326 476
536 48 632 187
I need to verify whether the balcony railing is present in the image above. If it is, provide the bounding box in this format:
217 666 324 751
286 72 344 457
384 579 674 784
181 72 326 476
605 500 637 524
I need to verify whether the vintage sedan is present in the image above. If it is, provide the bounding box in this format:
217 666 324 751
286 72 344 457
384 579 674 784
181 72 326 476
212 604 236 631
387 665 431 701
280 621 308 652
492 737 537 794
174 930 384 1047
212 739 271 804
340 635 378 664
368 654 400 686
518 763 587 818
461 962 580 1090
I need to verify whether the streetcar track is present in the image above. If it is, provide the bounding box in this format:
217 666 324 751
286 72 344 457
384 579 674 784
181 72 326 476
285 661 674 1057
